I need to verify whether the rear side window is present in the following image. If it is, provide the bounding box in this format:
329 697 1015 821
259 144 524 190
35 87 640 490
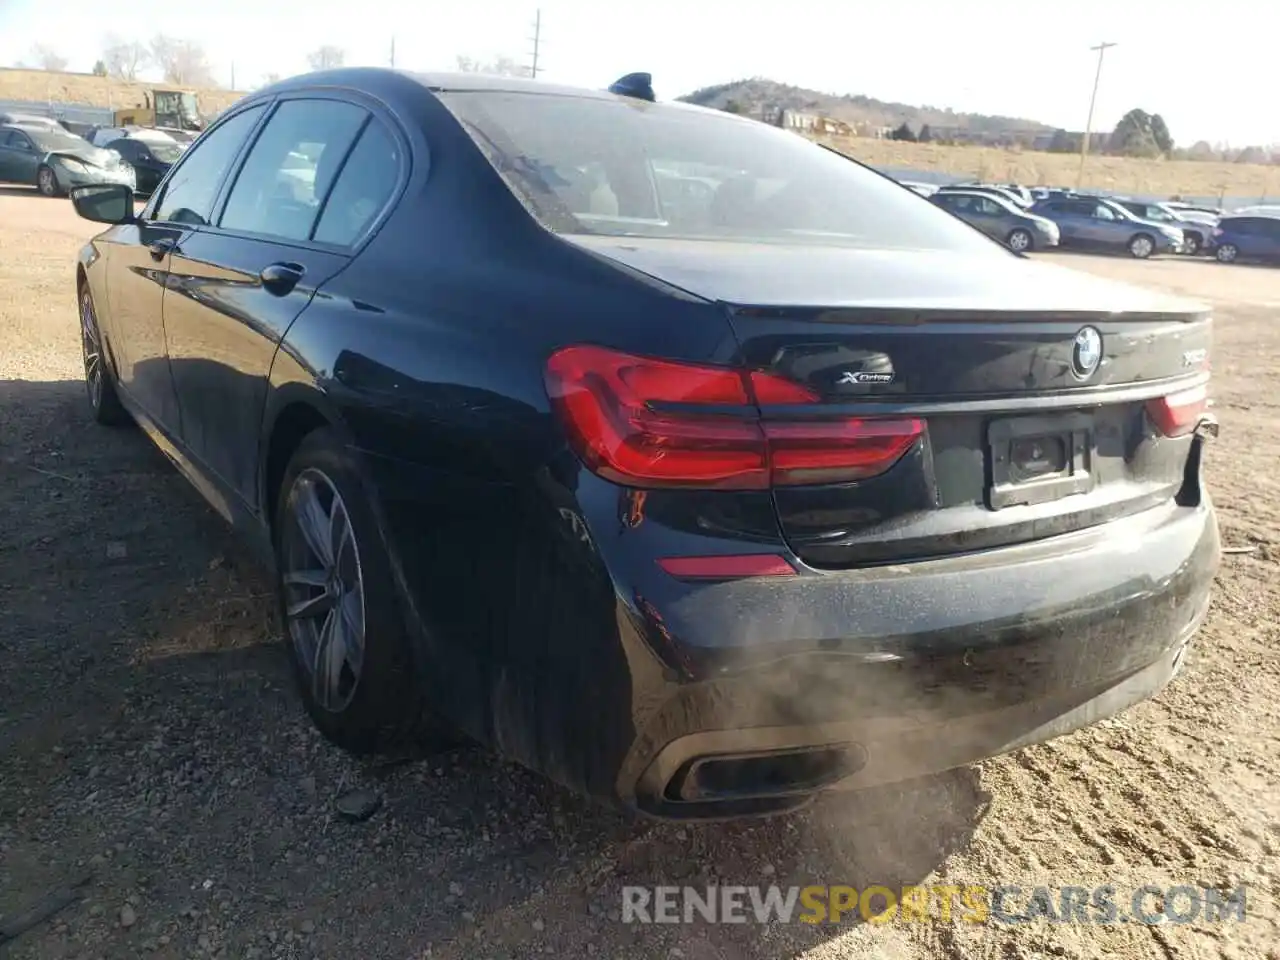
439 92 998 254
312 119 401 246
220 99 368 242
155 105 265 225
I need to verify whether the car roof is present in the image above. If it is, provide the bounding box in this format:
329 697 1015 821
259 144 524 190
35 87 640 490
937 189 1012 202
260 67 668 103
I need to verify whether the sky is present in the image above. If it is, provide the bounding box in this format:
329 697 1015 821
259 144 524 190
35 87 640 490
0 0 1271 147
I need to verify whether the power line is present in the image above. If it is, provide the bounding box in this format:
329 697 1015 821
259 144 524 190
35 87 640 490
1077 41 1117 189
528 9 542 78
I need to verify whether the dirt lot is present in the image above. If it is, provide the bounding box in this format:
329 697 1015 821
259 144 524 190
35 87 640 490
0 186 1278 960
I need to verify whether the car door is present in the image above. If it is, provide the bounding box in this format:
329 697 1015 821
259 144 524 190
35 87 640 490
105 104 268 432
1081 201 1120 247
973 197 1009 240
1045 201 1082 245
1255 218 1280 262
162 96 402 508
0 129 41 184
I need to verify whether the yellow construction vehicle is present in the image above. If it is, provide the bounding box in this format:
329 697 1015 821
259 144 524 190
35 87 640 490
113 90 205 135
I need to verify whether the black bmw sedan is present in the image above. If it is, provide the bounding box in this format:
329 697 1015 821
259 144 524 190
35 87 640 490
68 68 1219 821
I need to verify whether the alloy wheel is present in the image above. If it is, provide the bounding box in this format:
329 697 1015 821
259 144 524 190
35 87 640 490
1130 236 1154 259
37 167 56 197
1008 229 1032 252
80 290 103 409
281 468 367 713
1217 244 1238 263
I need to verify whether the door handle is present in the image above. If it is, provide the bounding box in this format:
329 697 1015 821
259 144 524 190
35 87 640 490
147 237 176 261
259 261 305 296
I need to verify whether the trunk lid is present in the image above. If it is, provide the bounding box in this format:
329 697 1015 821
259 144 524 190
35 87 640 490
565 237 1212 567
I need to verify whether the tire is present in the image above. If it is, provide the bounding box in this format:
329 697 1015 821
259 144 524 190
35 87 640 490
1216 243 1239 264
1006 228 1034 253
79 284 129 426
37 165 61 197
274 428 445 755
1183 232 1202 256
1128 233 1155 259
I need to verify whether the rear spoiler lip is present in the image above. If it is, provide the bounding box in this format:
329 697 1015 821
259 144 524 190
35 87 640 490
753 370 1212 418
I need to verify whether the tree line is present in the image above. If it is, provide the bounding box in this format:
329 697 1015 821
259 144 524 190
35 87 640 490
13 40 533 91
880 109 1278 165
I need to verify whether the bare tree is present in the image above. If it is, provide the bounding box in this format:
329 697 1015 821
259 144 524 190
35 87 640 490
102 37 151 81
30 44 68 72
307 46 346 70
260 72 282 86
150 35 216 86
454 54 531 78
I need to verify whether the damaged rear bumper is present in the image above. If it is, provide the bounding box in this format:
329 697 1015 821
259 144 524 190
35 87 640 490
613 498 1218 820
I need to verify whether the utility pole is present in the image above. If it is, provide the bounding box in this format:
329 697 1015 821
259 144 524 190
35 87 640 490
230 62 236 90
528 9 542 78
390 37 396 68
1077 41 1117 189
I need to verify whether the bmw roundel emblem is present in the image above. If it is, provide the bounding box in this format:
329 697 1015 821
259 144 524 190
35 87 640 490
1071 326 1103 379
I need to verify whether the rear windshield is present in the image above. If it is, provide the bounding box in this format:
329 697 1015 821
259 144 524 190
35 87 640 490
439 91 1001 253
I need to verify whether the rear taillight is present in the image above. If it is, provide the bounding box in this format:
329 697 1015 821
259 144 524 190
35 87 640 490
657 554 796 580
1146 384 1208 437
1212 227 1223 237
545 345 923 489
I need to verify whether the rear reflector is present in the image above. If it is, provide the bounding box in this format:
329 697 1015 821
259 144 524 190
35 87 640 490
1146 384 1208 437
545 345 922 490
658 554 797 580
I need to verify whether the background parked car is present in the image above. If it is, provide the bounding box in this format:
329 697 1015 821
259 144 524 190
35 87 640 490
995 183 1034 206
1029 195 1184 258
1212 215 1280 264
104 134 185 196
1166 200 1224 218
0 123 136 196
1113 198 1217 255
930 189 1059 251
897 179 939 197
936 183 1032 209
0 111 62 130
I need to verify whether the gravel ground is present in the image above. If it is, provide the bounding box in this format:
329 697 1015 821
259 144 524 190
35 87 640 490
1 187 1278 960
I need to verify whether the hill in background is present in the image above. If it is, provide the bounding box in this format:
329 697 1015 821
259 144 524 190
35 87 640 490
678 77 1052 140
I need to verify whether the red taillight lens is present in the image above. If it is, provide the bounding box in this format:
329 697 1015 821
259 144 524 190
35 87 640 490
764 418 925 486
1212 227 1223 237
1146 384 1208 437
545 345 768 488
545 345 922 489
658 554 797 580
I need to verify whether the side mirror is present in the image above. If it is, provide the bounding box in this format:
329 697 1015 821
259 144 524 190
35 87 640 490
69 183 136 224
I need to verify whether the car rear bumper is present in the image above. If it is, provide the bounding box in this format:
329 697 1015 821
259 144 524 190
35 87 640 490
608 496 1218 819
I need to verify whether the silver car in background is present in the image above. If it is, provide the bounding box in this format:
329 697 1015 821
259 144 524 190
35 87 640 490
931 189 1060 251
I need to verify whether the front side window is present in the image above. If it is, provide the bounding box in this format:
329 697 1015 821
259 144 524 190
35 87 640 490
439 92 1000 254
155 105 265 225
220 99 368 242
1092 203 1117 221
